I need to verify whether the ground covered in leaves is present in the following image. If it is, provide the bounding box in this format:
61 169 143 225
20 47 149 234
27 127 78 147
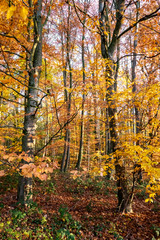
0 172 160 239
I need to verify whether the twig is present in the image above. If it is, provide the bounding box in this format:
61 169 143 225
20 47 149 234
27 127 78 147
34 93 48 116
34 111 78 156
118 7 160 39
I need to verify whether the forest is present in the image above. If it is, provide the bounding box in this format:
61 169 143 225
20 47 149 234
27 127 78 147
0 0 160 239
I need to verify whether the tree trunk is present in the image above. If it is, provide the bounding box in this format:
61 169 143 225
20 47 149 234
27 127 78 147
87 101 91 171
61 60 72 172
99 0 133 213
61 129 68 172
63 58 72 172
61 3 72 172
60 24 68 172
64 129 70 172
76 111 84 170
131 1 142 183
76 14 86 170
17 0 42 204
43 58 49 157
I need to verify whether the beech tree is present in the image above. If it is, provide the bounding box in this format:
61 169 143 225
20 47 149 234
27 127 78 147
0 0 55 204
98 0 160 212
17 0 43 203
75 0 89 170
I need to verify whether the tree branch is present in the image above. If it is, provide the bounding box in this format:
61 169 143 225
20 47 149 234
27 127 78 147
0 33 30 54
34 111 78 156
34 93 48 115
0 81 25 98
118 7 160 39
0 125 23 130
0 96 24 106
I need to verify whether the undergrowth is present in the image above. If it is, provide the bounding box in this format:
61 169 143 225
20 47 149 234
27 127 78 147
0 201 81 240
0 173 159 239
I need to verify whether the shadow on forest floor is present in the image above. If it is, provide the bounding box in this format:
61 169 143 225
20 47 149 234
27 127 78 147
0 172 160 239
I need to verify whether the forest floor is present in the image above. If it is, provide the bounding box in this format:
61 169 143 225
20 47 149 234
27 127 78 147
0 172 160 239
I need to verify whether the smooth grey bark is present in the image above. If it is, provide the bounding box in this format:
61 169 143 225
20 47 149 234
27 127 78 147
92 71 101 154
63 57 72 172
61 4 72 172
131 1 142 183
76 9 87 170
17 0 43 204
60 10 68 172
60 36 68 172
43 59 49 157
64 128 71 172
86 102 91 171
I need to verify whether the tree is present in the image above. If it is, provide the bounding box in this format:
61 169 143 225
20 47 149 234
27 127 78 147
0 0 54 204
99 0 160 212
75 0 89 170
17 0 43 203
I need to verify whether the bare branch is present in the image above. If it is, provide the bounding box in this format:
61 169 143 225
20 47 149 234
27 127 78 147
53 93 62 131
0 81 25 98
0 96 24 106
34 93 48 115
118 7 160 39
0 125 23 130
2 50 24 59
0 33 30 54
34 111 78 156
43 0 53 27
70 0 100 34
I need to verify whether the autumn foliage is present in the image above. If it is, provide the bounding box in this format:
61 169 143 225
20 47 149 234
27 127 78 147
0 0 160 226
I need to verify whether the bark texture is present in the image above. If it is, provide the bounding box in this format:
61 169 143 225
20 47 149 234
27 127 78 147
76 8 86 170
17 0 43 203
131 1 142 183
61 4 72 172
99 0 134 213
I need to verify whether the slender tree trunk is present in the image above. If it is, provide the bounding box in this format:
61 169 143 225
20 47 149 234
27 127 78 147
87 101 91 171
131 1 142 183
76 14 86 170
17 0 42 204
61 4 72 172
61 30 68 172
76 112 84 170
43 59 49 157
64 57 72 171
64 129 70 172
61 129 68 172
92 50 101 156
93 76 99 152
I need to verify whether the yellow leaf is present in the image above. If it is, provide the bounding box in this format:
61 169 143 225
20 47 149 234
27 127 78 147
145 198 153 203
20 7 28 21
0 222 4 229
7 6 16 19
149 193 156 198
